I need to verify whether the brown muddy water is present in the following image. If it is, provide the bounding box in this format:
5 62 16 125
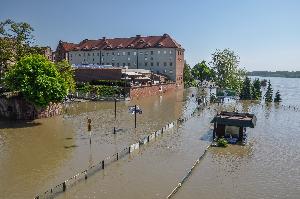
1 77 300 199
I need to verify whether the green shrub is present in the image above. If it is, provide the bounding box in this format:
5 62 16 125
217 137 228 147
4 54 68 107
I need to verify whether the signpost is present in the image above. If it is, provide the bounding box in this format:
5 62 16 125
128 105 142 129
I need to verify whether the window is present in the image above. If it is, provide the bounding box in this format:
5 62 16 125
102 58 104 61
88 53 90 56
97 53 100 56
133 52 137 56
128 63 131 67
151 62 153 66
169 50 172 54
84 59 86 61
106 63 109 65
84 53 86 56
145 51 148 55
164 50 167 54
164 62 167 66
79 54 81 57
151 51 153 55
70 54 72 57
117 52 120 56
93 58 95 61
170 62 173 66
112 57 115 61
150 57 153 61
106 52 109 56
123 63 125 67
123 52 126 56
145 62 148 66
158 50 160 54
112 52 115 55
127 52 130 56
112 63 115 66
117 63 120 67
157 62 159 66
128 57 130 61
92 53 94 56
139 52 143 55
145 57 148 61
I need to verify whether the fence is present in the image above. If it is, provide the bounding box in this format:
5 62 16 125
69 92 127 101
34 102 202 199
166 145 211 199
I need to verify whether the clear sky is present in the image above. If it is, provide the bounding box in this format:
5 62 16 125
1 0 299 71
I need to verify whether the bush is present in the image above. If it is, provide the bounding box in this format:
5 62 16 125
217 137 228 147
4 54 68 107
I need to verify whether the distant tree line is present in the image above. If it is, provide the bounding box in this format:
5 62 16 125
248 71 300 78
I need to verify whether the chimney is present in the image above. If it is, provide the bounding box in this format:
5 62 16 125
136 34 141 38
102 37 106 40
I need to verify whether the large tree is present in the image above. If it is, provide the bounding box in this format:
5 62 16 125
191 61 214 84
4 54 68 107
211 49 246 92
0 19 35 78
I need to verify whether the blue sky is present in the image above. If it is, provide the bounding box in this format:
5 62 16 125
1 0 299 71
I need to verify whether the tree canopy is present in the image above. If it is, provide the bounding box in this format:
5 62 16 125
211 49 246 92
55 60 76 93
4 54 69 107
191 61 214 83
183 62 195 88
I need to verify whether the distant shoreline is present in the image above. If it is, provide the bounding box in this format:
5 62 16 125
247 71 300 78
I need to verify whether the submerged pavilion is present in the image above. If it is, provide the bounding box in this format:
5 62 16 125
211 111 257 144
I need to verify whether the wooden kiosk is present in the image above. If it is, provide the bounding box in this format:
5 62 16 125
211 111 256 144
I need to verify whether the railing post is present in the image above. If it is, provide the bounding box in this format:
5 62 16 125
63 181 66 191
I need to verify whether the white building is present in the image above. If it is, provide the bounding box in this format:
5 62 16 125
55 34 184 86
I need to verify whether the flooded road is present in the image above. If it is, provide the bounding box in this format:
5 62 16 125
0 89 193 199
1 77 300 199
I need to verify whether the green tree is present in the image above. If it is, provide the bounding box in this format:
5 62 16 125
264 80 273 103
183 62 194 87
239 76 252 100
0 19 34 63
252 78 262 100
191 61 213 84
55 60 76 93
274 90 282 102
211 49 246 92
4 54 68 107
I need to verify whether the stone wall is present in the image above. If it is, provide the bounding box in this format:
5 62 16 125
0 95 62 120
129 83 177 100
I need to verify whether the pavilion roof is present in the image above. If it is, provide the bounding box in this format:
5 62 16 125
210 111 256 128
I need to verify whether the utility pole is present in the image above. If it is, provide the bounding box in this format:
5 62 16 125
134 105 137 128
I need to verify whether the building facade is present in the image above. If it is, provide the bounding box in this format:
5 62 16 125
55 34 184 85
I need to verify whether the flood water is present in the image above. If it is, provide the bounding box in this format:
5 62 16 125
0 77 300 199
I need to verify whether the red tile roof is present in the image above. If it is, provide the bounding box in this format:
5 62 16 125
59 34 183 52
